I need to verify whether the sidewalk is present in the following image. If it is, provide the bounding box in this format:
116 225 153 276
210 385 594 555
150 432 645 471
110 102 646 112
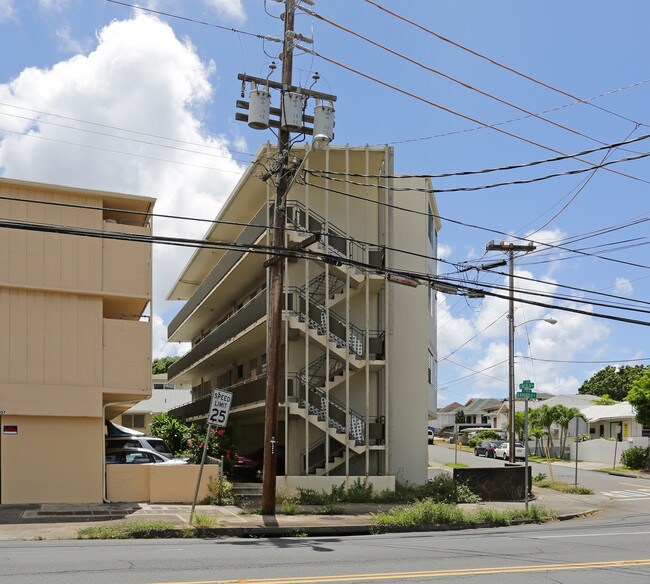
0 488 606 541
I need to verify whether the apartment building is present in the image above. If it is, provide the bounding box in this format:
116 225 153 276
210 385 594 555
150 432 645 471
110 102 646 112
0 177 154 503
167 144 440 488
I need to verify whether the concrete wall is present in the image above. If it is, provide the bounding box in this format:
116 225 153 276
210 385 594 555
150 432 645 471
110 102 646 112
276 475 395 497
106 464 220 503
0 415 104 503
568 437 648 465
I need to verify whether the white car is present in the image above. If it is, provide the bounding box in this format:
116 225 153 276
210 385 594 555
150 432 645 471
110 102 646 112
494 442 526 461
105 447 187 465
427 429 434 444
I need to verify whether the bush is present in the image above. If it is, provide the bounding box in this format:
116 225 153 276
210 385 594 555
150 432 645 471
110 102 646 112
621 446 650 470
202 476 235 505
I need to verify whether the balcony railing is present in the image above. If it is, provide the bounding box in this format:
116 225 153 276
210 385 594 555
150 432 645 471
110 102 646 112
168 205 267 338
168 290 266 380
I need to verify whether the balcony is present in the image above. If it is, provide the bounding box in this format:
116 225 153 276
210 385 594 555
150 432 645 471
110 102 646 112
168 205 267 340
168 290 266 381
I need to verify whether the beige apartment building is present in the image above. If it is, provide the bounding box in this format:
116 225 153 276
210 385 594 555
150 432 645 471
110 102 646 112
167 144 440 489
0 177 154 503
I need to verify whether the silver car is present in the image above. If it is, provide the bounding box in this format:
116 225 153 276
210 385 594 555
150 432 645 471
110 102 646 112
105 447 187 465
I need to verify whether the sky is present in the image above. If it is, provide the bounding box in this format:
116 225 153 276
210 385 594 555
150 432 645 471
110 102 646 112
0 1 648 407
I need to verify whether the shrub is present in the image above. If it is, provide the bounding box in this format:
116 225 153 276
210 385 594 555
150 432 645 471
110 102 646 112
621 446 650 470
202 476 235 505
533 473 547 484
281 497 299 515
468 430 502 448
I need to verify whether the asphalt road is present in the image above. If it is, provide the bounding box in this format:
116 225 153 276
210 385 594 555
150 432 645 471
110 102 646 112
2 511 650 584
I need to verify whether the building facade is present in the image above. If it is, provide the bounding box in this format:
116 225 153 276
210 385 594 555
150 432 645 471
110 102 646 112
0 177 154 503
167 145 440 488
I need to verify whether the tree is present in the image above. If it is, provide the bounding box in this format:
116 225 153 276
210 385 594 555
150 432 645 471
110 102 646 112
149 412 188 455
557 406 587 456
628 368 650 428
455 410 466 424
529 405 561 456
514 411 526 442
152 356 181 374
578 365 649 401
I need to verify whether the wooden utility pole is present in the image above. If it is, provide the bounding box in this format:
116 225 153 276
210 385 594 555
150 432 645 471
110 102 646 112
261 0 295 516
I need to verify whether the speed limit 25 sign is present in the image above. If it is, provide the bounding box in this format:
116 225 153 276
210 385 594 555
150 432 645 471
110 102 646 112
207 389 233 427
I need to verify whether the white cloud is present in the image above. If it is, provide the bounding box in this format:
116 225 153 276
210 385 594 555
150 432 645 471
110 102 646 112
0 13 244 356
55 25 91 54
437 243 452 260
203 0 246 22
0 0 15 22
615 277 633 296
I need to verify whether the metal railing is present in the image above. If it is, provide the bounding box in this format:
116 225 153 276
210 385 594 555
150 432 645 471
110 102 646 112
168 290 266 380
168 205 267 338
300 438 346 475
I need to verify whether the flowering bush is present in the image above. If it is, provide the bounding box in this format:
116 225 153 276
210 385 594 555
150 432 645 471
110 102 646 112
185 424 235 472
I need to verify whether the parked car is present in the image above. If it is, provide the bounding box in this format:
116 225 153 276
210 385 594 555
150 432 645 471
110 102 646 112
105 447 187 465
105 436 173 457
494 442 526 461
473 440 504 458
428 429 435 444
233 447 285 481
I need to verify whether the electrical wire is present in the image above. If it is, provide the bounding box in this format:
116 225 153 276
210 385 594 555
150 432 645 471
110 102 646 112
294 43 649 184
2 216 649 326
359 0 646 127
305 132 650 180
301 6 615 148
105 0 282 43
301 178 650 271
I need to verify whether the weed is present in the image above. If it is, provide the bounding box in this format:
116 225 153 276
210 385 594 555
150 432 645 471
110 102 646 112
316 504 344 515
191 513 218 527
534 479 593 494
77 520 177 540
281 497 299 515
202 476 235 506
444 463 468 469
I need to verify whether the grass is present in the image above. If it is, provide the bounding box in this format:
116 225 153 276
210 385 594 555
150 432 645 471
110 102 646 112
371 500 555 531
533 479 593 495
444 462 468 469
190 513 220 527
77 520 179 539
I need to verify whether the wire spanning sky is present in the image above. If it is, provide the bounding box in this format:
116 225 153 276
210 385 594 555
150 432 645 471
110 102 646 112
0 0 648 405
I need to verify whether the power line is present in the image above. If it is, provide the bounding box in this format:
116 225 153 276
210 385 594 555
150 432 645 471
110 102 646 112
521 356 650 364
295 44 647 184
302 6 615 148
359 0 645 127
105 0 283 43
306 132 650 180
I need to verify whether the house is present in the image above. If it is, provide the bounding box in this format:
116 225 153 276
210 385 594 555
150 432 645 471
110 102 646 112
580 402 642 440
435 402 463 430
0 177 154 503
166 144 440 489
111 374 192 434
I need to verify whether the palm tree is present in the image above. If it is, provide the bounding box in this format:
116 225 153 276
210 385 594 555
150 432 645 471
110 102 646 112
514 411 526 442
529 405 561 457
557 406 587 457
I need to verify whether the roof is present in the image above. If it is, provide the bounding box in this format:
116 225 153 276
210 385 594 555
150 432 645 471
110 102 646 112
124 389 192 414
438 402 463 413
580 402 637 423
463 398 502 414
528 394 599 411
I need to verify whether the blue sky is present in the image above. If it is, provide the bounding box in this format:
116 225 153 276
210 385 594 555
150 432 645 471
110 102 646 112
1 1 648 406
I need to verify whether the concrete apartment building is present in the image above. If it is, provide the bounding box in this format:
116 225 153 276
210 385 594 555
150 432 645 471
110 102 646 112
167 144 440 489
0 177 154 503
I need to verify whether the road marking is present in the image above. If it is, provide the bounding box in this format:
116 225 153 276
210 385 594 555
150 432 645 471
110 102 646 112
154 559 650 583
601 489 650 500
619 481 650 489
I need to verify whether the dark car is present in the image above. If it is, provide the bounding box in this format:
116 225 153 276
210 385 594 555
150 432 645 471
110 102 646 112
233 447 285 481
474 440 504 458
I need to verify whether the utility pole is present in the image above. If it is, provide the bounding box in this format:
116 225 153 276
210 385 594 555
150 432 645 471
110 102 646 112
485 240 536 463
235 1 336 516
261 0 296 516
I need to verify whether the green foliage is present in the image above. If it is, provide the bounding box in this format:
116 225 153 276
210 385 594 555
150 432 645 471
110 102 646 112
627 368 650 427
281 497 300 515
620 446 650 470
593 394 617 405
77 520 177 539
579 364 649 401
529 404 561 454
293 476 481 506
202 476 235 505
184 425 235 471
152 356 181 374
534 479 593 494
370 500 554 531
468 429 501 448
454 410 466 424
316 504 344 515
577 434 590 442
532 473 547 483
149 412 188 455
190 513 219 527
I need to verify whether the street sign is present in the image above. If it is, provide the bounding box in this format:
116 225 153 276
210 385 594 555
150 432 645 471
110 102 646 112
516 390 537 399
519 380 535 390
207 389 233 427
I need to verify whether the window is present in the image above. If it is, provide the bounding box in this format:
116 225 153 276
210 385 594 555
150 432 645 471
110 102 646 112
428 350 434 386
237 364 244 379
122 414 145 429
427 203 434 245
153 383 164 390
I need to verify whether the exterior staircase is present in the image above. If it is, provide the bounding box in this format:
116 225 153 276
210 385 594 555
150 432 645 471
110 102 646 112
231 482 263 508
